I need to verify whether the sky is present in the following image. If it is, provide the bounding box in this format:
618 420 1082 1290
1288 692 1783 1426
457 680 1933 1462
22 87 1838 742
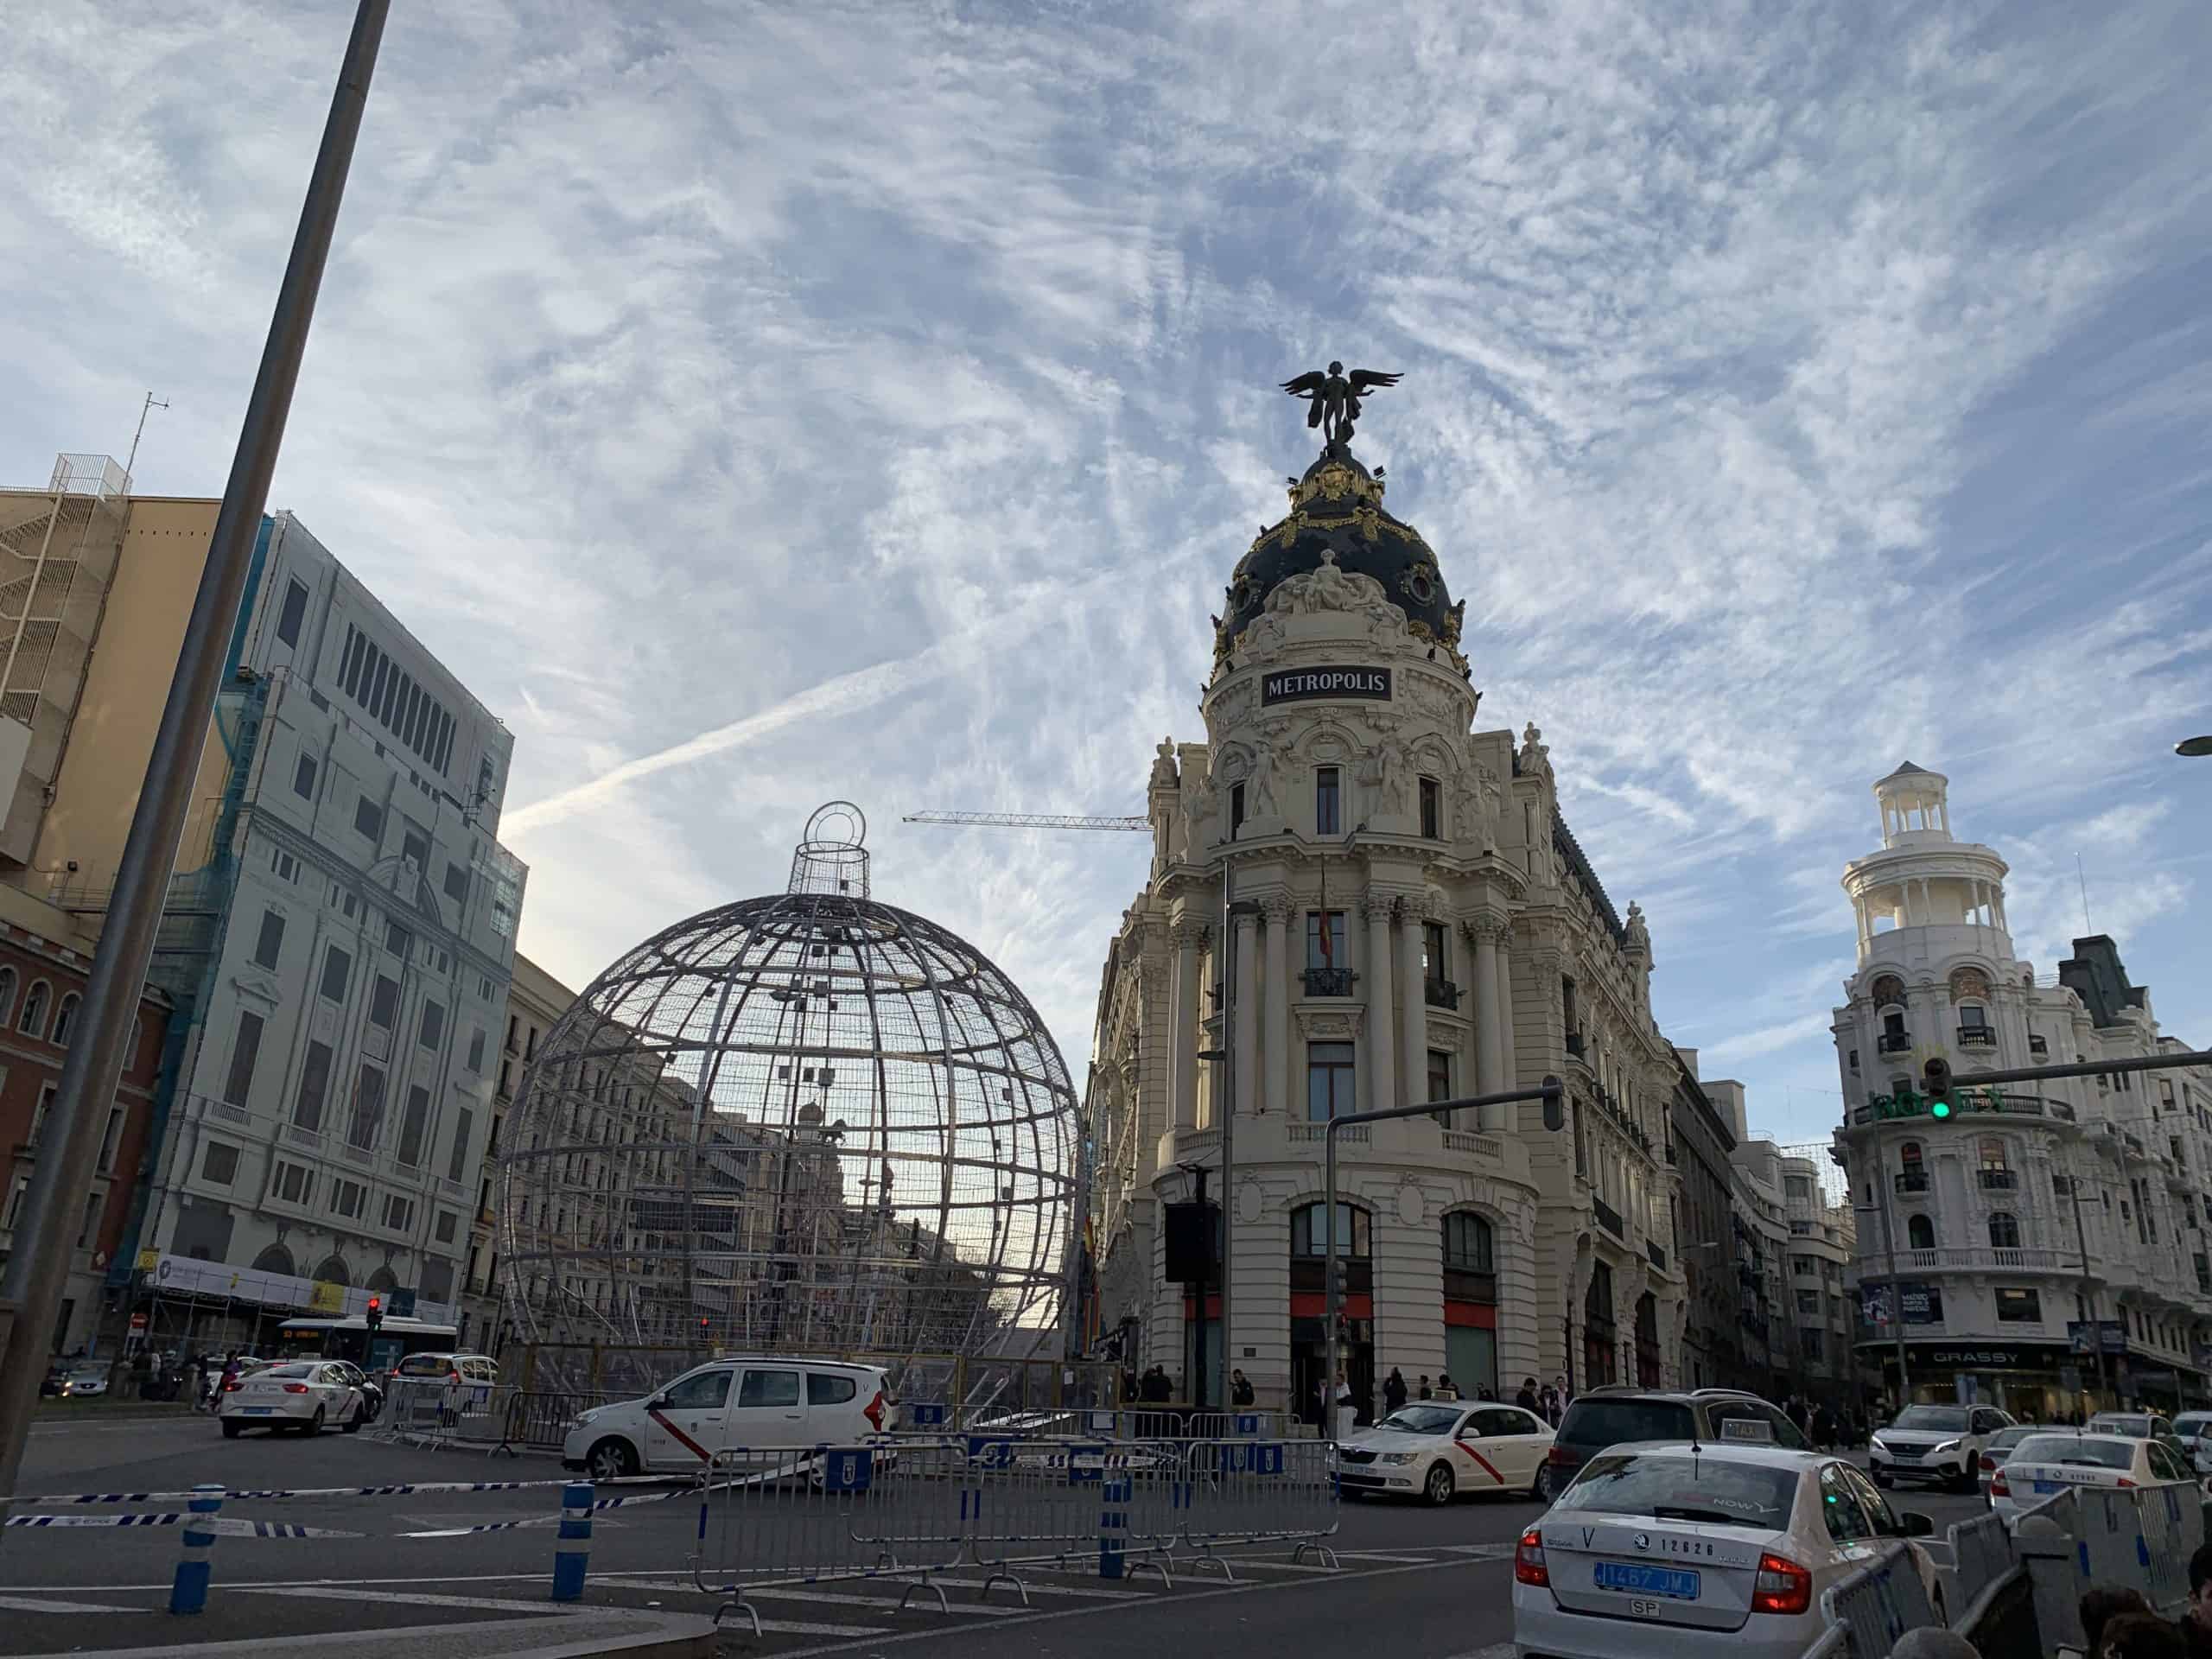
3 0 2209 1148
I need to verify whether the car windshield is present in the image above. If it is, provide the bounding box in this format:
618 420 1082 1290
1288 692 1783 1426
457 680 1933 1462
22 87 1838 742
262 1363 315 1378
1377 1405 1464 1434
1565 1452 1799 1524
2088 1415 2153 1436
2012 1435 2135 1470
1559 1399 1696 1450
1890 1407 1970 1432
2175 1416 2212 1436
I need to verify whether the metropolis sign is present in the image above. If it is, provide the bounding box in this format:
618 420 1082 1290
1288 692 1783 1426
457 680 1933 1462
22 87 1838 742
1262 666 1392 705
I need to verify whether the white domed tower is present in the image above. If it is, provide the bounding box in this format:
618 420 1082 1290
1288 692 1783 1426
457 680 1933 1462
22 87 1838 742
1084 385 1687 1422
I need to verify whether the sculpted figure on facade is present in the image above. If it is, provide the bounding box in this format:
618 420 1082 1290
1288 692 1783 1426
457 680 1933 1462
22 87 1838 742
1624 901 1651 957
1183 764 1221 859
1358 736 1409 817
1246 739 1281 818
1519 721 1550 776
1150 736 1179 790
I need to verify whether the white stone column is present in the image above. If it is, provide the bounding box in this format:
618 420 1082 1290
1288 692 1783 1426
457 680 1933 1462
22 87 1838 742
1471 919 1505 1119
1171 920 1203 1131
1495 926 1518 1090
1363 893 1398 1111
1263 896 1292 1118
1234 909 1260 1118
1399 911 1427 1104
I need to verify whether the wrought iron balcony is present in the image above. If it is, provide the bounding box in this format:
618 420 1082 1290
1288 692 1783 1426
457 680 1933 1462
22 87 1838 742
1976 1169 2018 1190
1896 1171 1929 1194
1957 1026 1997 1047
1565 1031 1586 1058
1300 966 1354 997
1593 1197 1624 1238
1646 1240 1668 1271
1424 976 1460 1010
1877 1032 1912 1054
2029 1035 2049 1056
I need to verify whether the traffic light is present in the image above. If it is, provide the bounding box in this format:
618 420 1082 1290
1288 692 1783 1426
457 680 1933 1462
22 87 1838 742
1923 1058 1955 1121
1329 1254 1349 1297
698 1316 710 1340
1541 1074 1564 1133
365 1296 383 1337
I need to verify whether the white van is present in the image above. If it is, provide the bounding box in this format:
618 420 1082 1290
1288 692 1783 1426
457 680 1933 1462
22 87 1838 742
562 1356 893 1479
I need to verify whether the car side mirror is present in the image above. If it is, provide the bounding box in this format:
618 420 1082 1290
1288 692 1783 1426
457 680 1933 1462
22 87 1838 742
1897 1511 1936 1538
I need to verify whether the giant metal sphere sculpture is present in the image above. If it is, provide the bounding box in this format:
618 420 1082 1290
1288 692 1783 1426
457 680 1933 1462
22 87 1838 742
499 805 1078 1391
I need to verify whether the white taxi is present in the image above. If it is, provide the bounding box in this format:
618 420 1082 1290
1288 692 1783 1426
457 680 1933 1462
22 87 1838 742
1339 1402 1554 1504
1988 1430 2199 1525
563 1356 892 1480
218 1361 369 1437
1512 1433 1945 1658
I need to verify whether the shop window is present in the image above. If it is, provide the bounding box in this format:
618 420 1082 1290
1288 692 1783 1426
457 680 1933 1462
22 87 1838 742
1995 1288 2041 1324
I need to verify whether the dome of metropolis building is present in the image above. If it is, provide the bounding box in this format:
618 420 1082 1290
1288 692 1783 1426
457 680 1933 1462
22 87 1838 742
499 804 1079 1393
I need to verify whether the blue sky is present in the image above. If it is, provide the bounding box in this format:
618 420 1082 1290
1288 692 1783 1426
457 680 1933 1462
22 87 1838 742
3 0 2208 1147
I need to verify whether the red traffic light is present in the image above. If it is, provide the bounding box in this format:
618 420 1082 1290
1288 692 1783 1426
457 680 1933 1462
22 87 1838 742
367 1296 381 1312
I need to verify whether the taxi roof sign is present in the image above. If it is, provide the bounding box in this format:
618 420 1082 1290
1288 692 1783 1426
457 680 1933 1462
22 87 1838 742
1719 1419 1775 1443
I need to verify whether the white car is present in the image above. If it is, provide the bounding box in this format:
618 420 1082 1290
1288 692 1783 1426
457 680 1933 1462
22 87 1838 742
1339 1402 1555 1504
218 1361 369 1437
1988 1430 2199 1525
563 1356 893 1480
1868 1403 2014 1493
1513 1440 1946 1659
2172 1412 2212 1475
59 1363 112 1398
392 1351 499 1386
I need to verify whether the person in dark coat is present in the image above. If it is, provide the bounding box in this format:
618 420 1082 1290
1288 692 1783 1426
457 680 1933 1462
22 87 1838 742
1382 1369 1408 1416
1417 1376 1433 1401
1516 1376 1541 1413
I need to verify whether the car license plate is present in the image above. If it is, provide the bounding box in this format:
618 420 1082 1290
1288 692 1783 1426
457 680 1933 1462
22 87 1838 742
1594 1562 1700 1600
242 1407 275 1415
1889 1450 1920 1461
2032 1479 2063 1494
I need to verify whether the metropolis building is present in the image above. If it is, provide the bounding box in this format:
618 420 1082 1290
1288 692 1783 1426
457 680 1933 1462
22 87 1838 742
1832 763 2212 1414
1084 419 1686 1418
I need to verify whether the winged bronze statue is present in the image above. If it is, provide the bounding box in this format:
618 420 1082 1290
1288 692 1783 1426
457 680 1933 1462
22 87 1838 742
1281 360 1402 443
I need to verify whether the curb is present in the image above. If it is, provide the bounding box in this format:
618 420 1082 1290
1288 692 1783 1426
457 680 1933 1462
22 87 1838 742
21 1609 719 1659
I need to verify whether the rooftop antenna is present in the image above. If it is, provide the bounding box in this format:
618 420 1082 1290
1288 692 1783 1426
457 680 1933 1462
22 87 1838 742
2076 854 2092 933
122 391 168 486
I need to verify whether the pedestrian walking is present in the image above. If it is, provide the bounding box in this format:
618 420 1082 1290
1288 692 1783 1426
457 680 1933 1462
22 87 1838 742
1516 1376 1541 1413
1383 1368 1408 1416
1417 1375 1433 1400
1230 1368 1255 1407
1332 1369 1356 1438
1435 1374 1459 1402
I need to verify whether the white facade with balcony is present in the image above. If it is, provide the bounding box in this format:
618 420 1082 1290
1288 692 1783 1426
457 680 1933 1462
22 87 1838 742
1084 435 1682 1422
1832 762 2212 1415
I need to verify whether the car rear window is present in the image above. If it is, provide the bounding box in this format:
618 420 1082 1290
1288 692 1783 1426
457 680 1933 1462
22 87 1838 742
2013 1435 2134 1469
1559 1399 1695 1451
2176 1416 2212 1436
263 1363 315 1378
1566 1452 1799 1522
807 1373 857 1405
2089 1416 2153 1437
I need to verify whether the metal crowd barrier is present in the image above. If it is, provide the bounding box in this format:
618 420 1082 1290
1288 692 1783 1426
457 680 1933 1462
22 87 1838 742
1820 1540 1938 1659
690 1436 1340 1630
941 1407 1289 1441
1943 1507 2017 1625
2075 1482 2204 1616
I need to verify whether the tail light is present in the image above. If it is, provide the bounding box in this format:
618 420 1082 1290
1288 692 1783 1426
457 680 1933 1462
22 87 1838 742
1978 1454 1995 1471
1546 1445 1575 1465
1514 1527 1549 1586
282 1382 310 1394
222 1380 243 1392
1991 1472 2010 1497
863 1389 887 1433
1752 1552 1813 1615
2118 1477 2138 1488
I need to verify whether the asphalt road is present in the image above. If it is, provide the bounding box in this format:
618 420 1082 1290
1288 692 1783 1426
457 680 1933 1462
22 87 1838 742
0 1417 1999 1658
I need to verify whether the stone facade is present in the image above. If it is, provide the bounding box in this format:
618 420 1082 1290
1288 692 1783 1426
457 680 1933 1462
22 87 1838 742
1832 763 2212 1414
1084 440 1683 1420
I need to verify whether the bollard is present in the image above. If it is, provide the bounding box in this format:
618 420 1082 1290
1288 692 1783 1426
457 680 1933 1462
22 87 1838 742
169 1484 224 1615
551 1479 593 1602
1098 1466 1129 1580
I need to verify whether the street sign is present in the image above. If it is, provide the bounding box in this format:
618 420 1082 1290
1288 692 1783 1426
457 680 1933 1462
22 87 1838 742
129 1313 148 1330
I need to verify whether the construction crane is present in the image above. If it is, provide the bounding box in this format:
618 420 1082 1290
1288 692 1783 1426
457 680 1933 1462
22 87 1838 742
903 810 1148 832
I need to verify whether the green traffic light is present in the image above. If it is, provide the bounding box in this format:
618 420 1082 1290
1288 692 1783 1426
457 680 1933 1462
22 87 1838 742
1930 1100 1951 1120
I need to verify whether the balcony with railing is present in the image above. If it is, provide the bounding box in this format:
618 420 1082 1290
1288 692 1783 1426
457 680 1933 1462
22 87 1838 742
1877 1032 1912 1054
1424 976 1460 1010
1300 967 1355 998
2029 1035 2049 1056
1976 1168 2018 1190
1593 1197 1624 1239
1891 1245 2073 1273
1895 1170 1929 1194
1565 1031 1586 1058
1646 1240 1668 1271
1957 1025 1997 1047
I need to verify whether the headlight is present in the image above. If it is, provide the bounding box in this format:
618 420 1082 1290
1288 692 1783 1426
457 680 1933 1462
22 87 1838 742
1931 1440 1960 1455
1377 1452 1419 1465
569 1408 603 1429
1869 1438 1889 1452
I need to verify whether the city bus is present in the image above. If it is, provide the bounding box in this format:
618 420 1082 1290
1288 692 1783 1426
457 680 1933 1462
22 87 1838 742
274 1314 460 1376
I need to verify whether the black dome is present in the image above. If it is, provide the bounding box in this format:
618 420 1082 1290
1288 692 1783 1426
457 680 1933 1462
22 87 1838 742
1216 441 1461 661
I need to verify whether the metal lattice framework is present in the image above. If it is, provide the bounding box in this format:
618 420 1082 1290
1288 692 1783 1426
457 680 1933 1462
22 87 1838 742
499 804 1078 1378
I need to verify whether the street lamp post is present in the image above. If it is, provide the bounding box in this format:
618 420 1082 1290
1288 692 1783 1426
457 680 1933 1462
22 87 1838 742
1851 1185 1911 1414
0 0 391 1519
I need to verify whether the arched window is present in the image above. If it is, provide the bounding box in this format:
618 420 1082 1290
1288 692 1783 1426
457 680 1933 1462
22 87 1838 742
366 1265 400 1294
1442 1212 1493 1273
1907 1214 1936 1250
16 980 50 1038
1290 1202 1370 1257
251 1243 296 1276
312 1255 350 1287
51 993 79 1046
0 967 16 1027
1870 974 1906 1009
1988 1213 2020 1249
